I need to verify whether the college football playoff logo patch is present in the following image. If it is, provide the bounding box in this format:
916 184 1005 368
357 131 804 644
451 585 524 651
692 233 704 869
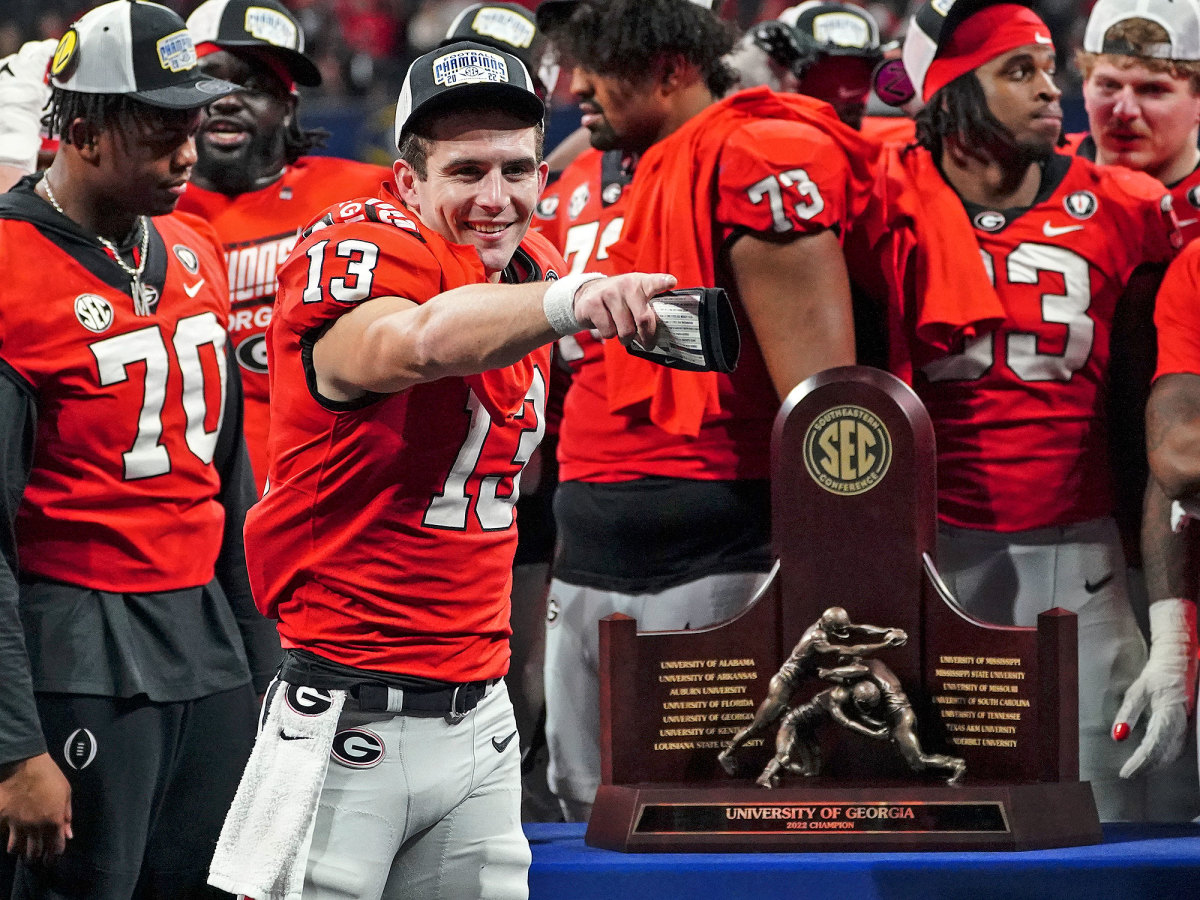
284 684 335 716
803 405 892 496
75 294 113 333
331 728 385 768
173 244 200 274
63 728 97 771
1064 190 1098 220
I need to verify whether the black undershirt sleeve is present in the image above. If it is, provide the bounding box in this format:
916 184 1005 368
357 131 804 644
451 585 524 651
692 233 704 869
213 341 281 693
0 361 46 766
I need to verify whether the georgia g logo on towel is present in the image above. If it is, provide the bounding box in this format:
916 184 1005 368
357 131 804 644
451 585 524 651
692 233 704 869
285 684 335 716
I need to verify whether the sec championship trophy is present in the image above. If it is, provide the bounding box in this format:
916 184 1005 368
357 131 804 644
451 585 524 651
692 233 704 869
585 366 1102 852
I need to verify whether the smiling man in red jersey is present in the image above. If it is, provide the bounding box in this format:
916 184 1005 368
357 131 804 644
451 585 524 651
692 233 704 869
856 0 1189 821
209 39 674 899
177 0 391 494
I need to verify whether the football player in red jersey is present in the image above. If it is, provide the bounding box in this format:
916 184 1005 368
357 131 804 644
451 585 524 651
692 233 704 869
1071 0 1200 818
1145 239 1200 802
0 1 280 893
174 0 391 495
858 0 1191 821
536 0 876 821
210 41 672 898
1069 0 1200 247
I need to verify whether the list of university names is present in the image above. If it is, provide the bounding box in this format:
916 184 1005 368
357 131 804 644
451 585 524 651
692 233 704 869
932 655 1029 750
653 658 760 751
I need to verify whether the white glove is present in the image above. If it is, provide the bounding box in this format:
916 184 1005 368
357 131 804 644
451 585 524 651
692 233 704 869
1112 598 1198 779
1169 498 1200 533
0 39 55 173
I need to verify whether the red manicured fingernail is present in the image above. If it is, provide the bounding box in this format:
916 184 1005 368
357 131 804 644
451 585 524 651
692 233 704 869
1113 722 1130 741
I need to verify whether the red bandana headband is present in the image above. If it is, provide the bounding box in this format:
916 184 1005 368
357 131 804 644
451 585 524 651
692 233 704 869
923 4 1053 101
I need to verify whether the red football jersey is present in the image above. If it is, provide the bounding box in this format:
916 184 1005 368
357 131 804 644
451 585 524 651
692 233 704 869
1064 133 1200 246
244 186 561 682
907 154 1179 531
557 91 876 483
0 213 231 591
176 156 390 493
1155 239 1200 378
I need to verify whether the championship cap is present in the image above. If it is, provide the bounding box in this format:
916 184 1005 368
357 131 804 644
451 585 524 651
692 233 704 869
778 1 884 59
442 4 553 98
49 0 237 108
901 1 1050 103
1083 0 1200 61
186 0 322 87
394 40 545 148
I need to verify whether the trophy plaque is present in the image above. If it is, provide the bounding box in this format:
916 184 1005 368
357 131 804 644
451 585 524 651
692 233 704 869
585 365 1102 852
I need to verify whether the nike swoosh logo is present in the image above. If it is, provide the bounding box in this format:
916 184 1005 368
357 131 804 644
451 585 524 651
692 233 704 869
1035 32 1053 44
183 279 205 298
492 731 518 753
1084 573 1114 594
1043 222 1084 238
279 730 311 741
0 63 12 77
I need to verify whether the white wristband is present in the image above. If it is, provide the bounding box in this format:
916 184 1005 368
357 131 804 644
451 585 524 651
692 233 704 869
543 272 604 337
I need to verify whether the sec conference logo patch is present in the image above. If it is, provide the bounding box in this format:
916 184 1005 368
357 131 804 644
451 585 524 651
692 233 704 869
803 405 891 496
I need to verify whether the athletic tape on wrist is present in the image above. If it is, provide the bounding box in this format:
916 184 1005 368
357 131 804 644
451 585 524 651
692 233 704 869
543 272 604 337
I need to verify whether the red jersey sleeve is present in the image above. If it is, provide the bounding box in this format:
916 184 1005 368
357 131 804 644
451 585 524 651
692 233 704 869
714 118 854 236
275 197 456 338
1155 240 1200 378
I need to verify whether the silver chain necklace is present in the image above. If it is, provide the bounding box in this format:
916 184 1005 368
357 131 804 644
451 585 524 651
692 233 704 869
42 177 154 316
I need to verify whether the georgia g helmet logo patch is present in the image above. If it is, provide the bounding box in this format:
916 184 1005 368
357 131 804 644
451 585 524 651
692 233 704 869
284 684 334 717
63 728 97 770
331 727 385 768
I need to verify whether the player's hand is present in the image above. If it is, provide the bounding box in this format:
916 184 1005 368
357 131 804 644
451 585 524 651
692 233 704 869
573 273 676 347
1112 598 1198 779
885 628 907 646
0 39 55 173
0 753 73 862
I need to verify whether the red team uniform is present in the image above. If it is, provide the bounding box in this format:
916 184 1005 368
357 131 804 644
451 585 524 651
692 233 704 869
245 184 561 683
177 156 389 492
1155 238 1200 378
541 88 878 811
0 177 273 893
1064 131 1200 246
862 144 1181 820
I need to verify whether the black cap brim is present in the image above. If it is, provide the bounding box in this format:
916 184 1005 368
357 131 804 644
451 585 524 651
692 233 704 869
213 41 322 86
135 72 239 109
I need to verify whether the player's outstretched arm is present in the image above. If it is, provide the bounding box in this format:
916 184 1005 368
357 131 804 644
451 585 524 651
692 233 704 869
313 272 675 401
728 228 855 400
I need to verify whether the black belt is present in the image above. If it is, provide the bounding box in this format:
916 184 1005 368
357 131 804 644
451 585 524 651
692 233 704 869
353 679 497 722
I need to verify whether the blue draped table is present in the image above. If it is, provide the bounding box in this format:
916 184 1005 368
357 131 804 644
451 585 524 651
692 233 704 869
525 822 1200 900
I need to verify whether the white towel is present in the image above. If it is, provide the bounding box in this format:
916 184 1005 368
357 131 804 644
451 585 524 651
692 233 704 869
208 684 347 900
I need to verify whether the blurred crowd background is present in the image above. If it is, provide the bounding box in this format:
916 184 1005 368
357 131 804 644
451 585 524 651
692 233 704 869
0 0 1094 163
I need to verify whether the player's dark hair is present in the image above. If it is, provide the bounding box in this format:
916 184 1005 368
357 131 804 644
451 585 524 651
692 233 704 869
398 105 545 179
43 87 162 149
914 70 1066 161
554 0 737 98
282 114 329 165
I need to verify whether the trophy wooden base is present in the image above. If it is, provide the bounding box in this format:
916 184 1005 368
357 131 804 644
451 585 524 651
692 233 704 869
586 780 1101 853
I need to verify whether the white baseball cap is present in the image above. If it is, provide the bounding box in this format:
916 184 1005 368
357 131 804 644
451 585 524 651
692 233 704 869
1083 0 1200 61
394 40 544 148
49 0 237 108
